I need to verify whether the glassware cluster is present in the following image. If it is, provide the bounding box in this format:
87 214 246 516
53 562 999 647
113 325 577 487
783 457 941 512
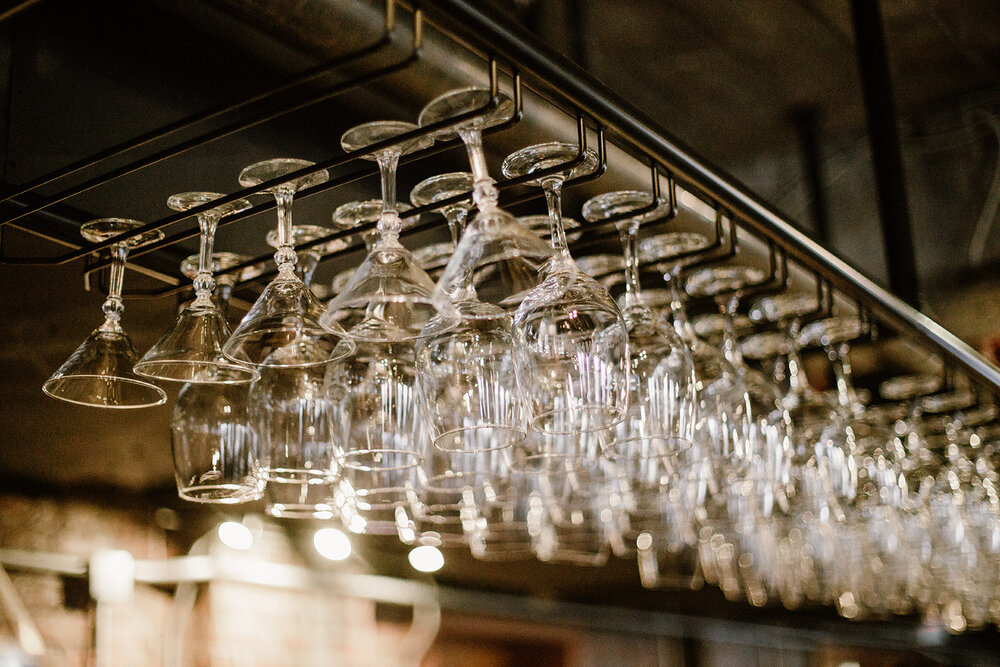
44 89 1000 633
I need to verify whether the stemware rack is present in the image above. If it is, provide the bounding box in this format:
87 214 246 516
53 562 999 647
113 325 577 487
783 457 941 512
2 0 998 398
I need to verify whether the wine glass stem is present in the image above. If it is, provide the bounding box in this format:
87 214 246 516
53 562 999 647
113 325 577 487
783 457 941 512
828 342 860 414
376 151 403 245
459 129 499 206
298 251 320 286
443 207 468 245
99 243 130 332
619 220 642 311
666 266 693 337
273 189 298 278
784 319 808 395
719 293 743 368
541 178 569 253
193 213 219 307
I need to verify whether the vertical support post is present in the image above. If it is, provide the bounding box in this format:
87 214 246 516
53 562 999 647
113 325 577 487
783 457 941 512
790 105 830 245
849 0 920 307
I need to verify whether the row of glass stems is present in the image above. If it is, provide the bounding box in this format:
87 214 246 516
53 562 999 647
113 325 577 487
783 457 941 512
41 88 1000 633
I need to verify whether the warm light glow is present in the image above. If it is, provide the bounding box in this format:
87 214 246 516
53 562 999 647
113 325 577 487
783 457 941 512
313 528 351 561
409 545 444 572
218 521 253 550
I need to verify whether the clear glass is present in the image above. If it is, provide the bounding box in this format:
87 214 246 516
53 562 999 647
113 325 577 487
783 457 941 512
179 251 265 322
321 121 445 341
409 171 473 246
581 191 696 449
415 89 545 456
531 460 616 566
504 143 629 440
43 218 167 408
418 88 556 311
171 381 261 503
224 158 353 368
249 241 343 519
135 192 258 384
324 321 427 471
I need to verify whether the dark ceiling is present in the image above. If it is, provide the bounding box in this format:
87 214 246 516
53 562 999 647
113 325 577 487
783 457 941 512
1 0 1000 647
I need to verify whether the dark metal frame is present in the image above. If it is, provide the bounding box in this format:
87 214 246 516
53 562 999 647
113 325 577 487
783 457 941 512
0 0 998 395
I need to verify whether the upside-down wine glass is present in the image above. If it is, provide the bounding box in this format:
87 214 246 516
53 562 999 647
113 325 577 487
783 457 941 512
580 190 696 447
135 193 257 384
224 158 353 367
503 142 628 459
419 88 557 310
329 199 414 294
409 171 473 246
43 218 167 408
415 88 554 457
251 229 344 519
254 223 359 518
170 250 264 504
321 121 441 340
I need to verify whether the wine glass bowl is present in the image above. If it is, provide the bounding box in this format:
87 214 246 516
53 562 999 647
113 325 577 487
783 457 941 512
43 218 168 408
224 158 353 368
135 192 258 385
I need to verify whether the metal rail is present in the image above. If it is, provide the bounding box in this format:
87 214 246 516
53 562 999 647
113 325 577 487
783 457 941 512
0 0 996 395
413 0 1000 393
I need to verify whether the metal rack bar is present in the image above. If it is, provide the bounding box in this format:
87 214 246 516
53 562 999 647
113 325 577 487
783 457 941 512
0 31 395 208
413 0 1000 392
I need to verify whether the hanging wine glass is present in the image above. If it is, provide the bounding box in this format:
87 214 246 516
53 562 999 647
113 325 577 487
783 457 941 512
328 199 413 294
532 459 618 566
321 121 443 340
323 320 427 471
170 249 263 504
223 158 353 368
135 192 257 384
179 252 265 322
43 218 167 408
171 380 261 504
581 191 696 448
503 142 628 445
686 266 788 471
415 90 544 457
418 88 556 310
409 171 474 246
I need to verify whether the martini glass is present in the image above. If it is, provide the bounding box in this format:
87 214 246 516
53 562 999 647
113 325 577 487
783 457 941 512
504 143 628 443
43 218 167 408
321 121 442 341
135 192 257 384
179 252 265 322
418 88 556 311
224 158 353 368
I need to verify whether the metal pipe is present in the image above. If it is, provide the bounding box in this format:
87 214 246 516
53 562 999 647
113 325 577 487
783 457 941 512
849 0 921 307
416 0 1000 393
